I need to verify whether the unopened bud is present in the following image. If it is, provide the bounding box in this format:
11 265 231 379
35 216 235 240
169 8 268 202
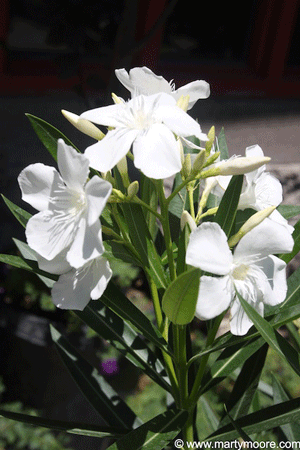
182 153 192 179
111 93 124 104
176 95 190 112
205 126 215 156
181 211 197 232
61 110 104 140
117 156 130 188
218 156 271 176
127 181 139 199
191 149 206 176
228 206 277 248
111 188 126 202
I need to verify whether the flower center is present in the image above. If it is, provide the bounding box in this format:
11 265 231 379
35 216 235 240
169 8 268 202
133 109 154 130
69 190 87 215
232 263 249 281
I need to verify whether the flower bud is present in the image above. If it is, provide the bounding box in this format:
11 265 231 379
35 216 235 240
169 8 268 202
111 93 124 104
61 110 105 140
228 206 277 247
117 156 130 188
111 188 126 202
182 153 192 179
181 211 197 232
191 149 206 176
217 156 271 176
205 126 215 156
127 180 139 199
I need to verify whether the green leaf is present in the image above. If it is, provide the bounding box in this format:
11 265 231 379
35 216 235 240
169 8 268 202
139 174 158 240
277 204 300 220
104 240 141 266
214 175 244 237
101 281 172 355
0 408 127 438
106 408 188 450
162 268 201 325
198 396 219 434
76 301 171 392
50 325 141 429
218 127 229 160
272 373 300 441
220 344 268 426
205 397 300 442
0 253 57 282
122 203 169 289
238 290 300 378
2 194 31 227
26 113 79 160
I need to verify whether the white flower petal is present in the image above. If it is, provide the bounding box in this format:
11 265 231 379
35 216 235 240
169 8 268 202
57 139 90 191
85 176 112 225
253 172 283 208
84 127 138 172
51 256 112 310
156 104 203 138
195 275 232 320
80 102 128 128
115 67 172 96
186 222 233 275
258 255 288 306
245 144 264 159
174 80 210 108
36 249 71 275
132 123 182 178
18 163 58 211
234 217 294 261
230 297 262 336
67 218 105 269
90 258 113 299
26 211 76 260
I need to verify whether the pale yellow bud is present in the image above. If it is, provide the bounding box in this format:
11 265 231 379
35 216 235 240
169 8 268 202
127 181 139 199
191 149 206 176
182 153 192 179
116 156 130 188
181 211 197 232
61 110 104 140
228 206 277 248
111 188 126 201
217 156 271 176
111 93 125 104
205 126 215 156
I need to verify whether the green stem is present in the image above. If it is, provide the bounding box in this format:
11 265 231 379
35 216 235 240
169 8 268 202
187 182 195 220
148 278 179 404
156 180 176 281
188 314 224 408
132 196 162 220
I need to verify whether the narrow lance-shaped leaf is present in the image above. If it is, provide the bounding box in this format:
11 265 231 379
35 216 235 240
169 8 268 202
237 290 300 378
76 300 171 393
0 408 127 439
122 203 169 289
214 175 244 237
50 325 142 430
162 268 201 325
279 218 300 264
2 194 31 228
205 397 300 442
106 408 188 450
101 281 172 355
26 113 79 160
0 253 57 283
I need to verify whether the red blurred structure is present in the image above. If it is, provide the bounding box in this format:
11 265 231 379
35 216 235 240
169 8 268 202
0 0 300 97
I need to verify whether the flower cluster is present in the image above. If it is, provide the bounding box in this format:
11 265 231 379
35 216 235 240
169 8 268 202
17 66 294 335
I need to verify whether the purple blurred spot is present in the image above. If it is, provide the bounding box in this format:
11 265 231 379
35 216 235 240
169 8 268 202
101 358 119 375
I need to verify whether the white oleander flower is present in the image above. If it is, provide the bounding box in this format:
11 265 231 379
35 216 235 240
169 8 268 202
81 92 207 179
186 220 294 335
34 249 112 310
115 66 210 109
18 139 112 268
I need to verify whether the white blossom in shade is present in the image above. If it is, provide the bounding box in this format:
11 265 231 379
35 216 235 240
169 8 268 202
115 66 210 109
18 139 112 268
186 220 294 336
51 256 112 310
81 92 207 179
